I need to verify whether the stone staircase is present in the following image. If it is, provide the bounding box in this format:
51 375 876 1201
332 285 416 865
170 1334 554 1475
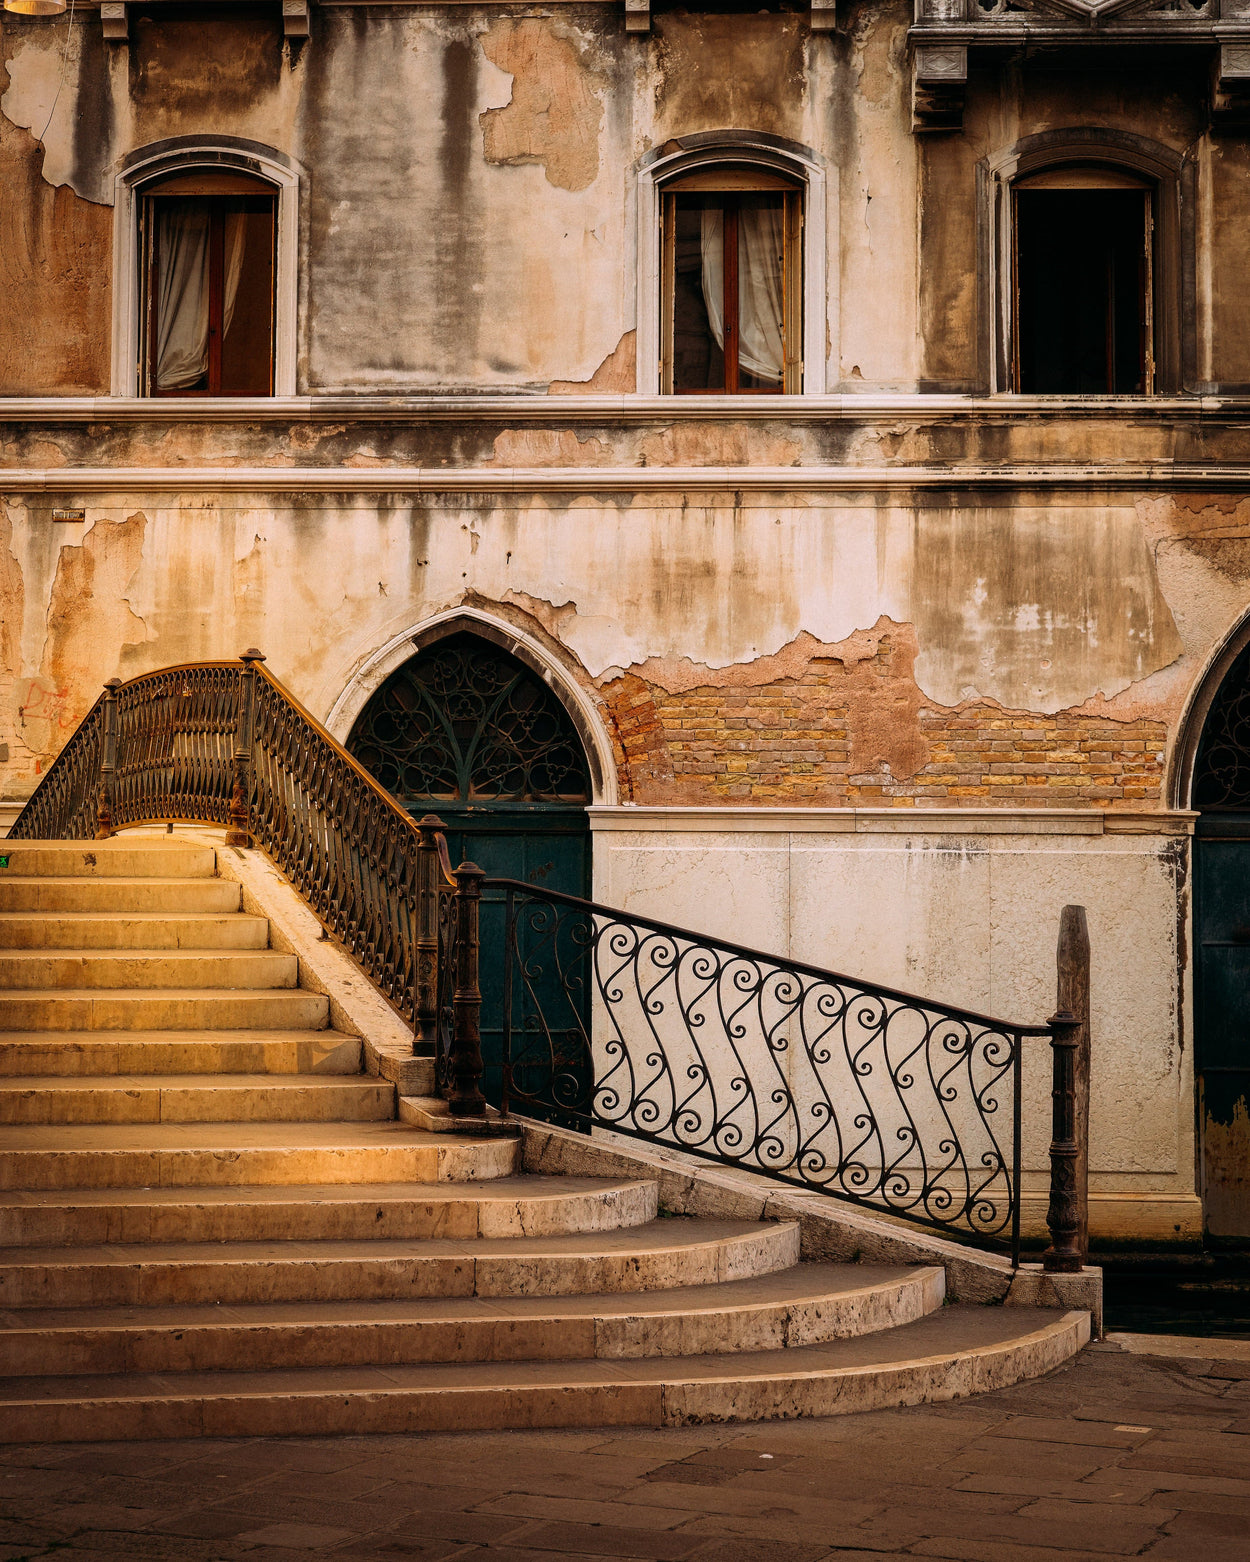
0 837 1089 1441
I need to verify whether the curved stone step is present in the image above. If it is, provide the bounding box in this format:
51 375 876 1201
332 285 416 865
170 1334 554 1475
0 912 269 950
0 988 330 1031
0 951 298 991
0 1031 363 1078
0 879 242 914
0 1220 800 1308
0 1175 658 1246
0 843 217 878
0 1264 943 1375
0 1120 519 1190
0 1074 396 1127
0 1308 1089 1443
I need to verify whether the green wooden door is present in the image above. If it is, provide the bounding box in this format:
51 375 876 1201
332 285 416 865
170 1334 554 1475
345 632 593 1110
1193 641 1250 1243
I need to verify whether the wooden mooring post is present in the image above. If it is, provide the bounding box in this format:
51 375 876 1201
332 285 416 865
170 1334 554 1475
1043 904 1091 1273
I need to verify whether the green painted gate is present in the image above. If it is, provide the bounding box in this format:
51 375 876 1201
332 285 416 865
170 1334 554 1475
346 632 593 1107
1193 640 1250 1243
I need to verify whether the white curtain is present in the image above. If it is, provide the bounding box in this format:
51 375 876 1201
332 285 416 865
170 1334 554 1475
155 203 247 391
700 204 785 384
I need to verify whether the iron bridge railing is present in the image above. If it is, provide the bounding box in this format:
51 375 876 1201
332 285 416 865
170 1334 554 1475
10 653 1092 1272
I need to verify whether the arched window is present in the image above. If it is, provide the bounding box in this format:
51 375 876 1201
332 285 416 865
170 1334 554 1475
139 169 277 397
345 632 592 809
1192 639 1250 811
111 141 299 397
1013 165 1154 395
637 136 827 397
986 131 1189 396
660 166 803 395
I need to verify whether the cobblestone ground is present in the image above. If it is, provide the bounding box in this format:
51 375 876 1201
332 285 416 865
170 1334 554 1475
3 1341 1250 1562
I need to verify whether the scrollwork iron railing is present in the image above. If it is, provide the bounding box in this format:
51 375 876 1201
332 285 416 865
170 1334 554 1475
493 881 1053 1261
10 653 1091 1268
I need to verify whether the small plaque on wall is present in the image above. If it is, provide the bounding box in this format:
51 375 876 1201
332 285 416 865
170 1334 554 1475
51 509 85 523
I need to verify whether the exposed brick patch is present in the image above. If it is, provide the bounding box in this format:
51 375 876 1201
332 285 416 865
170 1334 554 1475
601 634 1167 808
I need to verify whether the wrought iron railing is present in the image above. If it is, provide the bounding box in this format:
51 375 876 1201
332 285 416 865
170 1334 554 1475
10 654 1091 1270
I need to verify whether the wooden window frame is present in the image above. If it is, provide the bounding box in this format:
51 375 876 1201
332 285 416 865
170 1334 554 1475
1010 165 1156 397
139 172 277 399
659 170 804 396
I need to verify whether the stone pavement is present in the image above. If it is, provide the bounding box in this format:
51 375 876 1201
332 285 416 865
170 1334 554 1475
3 1338 1250 1562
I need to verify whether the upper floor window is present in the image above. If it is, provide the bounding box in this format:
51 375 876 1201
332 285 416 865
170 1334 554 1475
661 169 803 395
112 141 299 398
1013 166 1154 395
141 172 277 396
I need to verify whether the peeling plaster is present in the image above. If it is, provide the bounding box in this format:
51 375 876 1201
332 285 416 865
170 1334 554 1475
479 18 606 193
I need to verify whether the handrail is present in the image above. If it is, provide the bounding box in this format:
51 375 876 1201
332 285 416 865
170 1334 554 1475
9 654 1090 1268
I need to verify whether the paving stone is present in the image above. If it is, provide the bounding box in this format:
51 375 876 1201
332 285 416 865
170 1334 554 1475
474 1493 696 1530
979 1416 1150 1448
679 1541 830 1562
491 1521 708 1559
871 1504 1160 1554
236 1522 358 1549
148 1505 272 1539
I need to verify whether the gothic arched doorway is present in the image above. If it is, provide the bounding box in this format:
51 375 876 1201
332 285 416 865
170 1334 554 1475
1191 637 1250 1242
346 631 593 1098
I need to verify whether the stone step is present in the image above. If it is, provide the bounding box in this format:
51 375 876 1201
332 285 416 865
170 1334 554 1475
0 1307 1089 1442
0 1074 396 1127
0 988 330 1032
0 879 242 914
0 843 217 879
0 1219 798 1309
0 913 270 950
0 1176 659 1247
0 1120 518 1190
0 951 298 991
0 1030 363 1078
0 1264 943 1376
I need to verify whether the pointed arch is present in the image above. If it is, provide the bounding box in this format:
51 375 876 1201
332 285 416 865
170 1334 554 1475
324 609 617 804
1172 608 1250 810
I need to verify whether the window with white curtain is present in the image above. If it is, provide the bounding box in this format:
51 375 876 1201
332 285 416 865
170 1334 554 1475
139 171 277 396
660 168 802 395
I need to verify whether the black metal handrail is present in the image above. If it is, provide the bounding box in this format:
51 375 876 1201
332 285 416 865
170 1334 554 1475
9 654 1091 1268
491 878 1058 1263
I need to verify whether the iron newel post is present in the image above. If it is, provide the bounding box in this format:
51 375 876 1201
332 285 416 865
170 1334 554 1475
413 814 446 1060
449 860 487 1117
1043 904 1091 1274
226 648 264 848
95 677 123 840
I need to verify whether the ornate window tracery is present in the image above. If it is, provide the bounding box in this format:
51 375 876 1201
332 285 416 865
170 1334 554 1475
346 634 592 807
1193 641 1250 811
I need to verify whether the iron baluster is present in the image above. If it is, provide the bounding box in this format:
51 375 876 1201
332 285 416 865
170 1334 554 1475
414 813 449 1059
501 884 516 1119
448 861 487 1117
95 678 122 840
226 649 263 848
1012 1031 1023 1270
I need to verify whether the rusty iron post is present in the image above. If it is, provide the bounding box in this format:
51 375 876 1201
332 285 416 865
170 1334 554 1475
413 813 446 1058
226 649 264 847
95 678 122 840
1044 904 1091 1273
448 860 487 1117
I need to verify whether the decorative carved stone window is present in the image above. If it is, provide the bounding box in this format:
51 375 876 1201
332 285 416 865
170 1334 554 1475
1013 167 1154 395
659 168 803 395
139 171 277 397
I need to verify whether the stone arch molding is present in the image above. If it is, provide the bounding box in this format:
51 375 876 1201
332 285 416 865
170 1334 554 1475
110 137 302 397
1171 605 1250 811
324 608 619 806
635 131 829 396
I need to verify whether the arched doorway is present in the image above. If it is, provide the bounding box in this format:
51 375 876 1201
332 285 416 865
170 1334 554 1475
1191 637 1250 1242
346 631 593 1099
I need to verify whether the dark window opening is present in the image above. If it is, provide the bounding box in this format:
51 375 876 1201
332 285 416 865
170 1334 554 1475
661 176 801 395
1015 185 1152 395
141 175 277 397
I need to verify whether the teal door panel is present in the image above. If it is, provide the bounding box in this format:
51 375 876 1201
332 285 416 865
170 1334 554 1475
427 803 591 1112
1195 817 1250 1241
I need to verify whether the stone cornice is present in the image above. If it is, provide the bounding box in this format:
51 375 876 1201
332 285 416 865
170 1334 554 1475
589 806 1198 836
7 463 1250 494
5 394 1250 424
